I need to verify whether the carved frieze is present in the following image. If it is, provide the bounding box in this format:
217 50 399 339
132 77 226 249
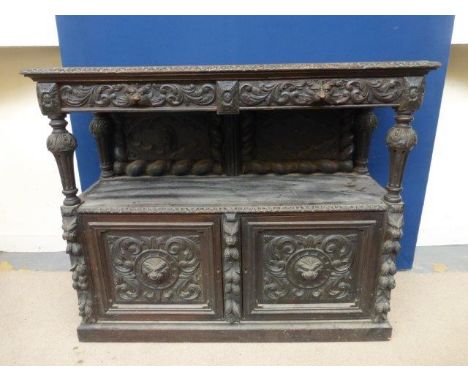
52 76 427 113
107 234 203 304
60 83 216 109
239 78 406 107
262 233 357 303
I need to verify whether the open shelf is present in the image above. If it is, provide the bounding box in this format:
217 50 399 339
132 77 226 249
78 173 386 214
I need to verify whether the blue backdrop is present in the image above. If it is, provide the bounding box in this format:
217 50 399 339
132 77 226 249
56 15 454 269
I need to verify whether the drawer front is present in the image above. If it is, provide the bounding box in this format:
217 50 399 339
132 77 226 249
242 212 384 320
80 214 223 321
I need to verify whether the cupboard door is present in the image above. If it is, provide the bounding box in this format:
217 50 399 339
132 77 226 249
80 214 223 321
242 212 384 320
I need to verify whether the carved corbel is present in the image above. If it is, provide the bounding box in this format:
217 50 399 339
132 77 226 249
222 213 242 323
37 83 61 115
398 77 426 114
89 113 114 177
46 114 80 206
353 109 377 174
216 81 239 114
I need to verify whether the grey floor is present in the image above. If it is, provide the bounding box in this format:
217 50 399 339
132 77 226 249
1 245 467 365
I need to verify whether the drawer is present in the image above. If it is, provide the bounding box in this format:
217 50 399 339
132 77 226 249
79 214 223 321
241 212 384 320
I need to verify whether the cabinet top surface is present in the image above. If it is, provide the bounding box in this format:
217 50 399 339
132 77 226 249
22 61 440 81
78 174 387 214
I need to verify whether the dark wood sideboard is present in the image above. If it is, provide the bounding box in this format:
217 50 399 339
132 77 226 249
22 61 440 342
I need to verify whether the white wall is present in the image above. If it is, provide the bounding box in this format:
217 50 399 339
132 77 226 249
0 47 79 251
417 45 468 246
0 45 466 252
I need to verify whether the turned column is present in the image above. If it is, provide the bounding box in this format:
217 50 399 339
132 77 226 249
354 109 377 174
374 77 424 322
89 113 114 178
46 113 80 206
384 111 418 203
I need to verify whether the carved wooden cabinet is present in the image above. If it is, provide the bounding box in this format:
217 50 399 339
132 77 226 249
22 61 439 341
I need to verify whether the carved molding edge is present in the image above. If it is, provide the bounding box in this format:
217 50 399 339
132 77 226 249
78 203 387 214
61 205 96 324
222 213 242 323
37 83 61 115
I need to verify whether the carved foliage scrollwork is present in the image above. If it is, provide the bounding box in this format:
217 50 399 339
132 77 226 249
373 202 402 322
62 206 96 323
222 213 242 323
107 234 203 304
262 233 357 303
46 129 77 153
239 78 405 107
386 122 418 150
60 83 216 109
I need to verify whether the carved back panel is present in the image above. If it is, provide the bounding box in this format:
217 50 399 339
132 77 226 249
108 109 357 177
112 112 223 176
241 110 355 174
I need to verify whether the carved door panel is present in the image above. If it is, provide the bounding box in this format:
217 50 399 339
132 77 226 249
80 214 223 321
241 212 384 320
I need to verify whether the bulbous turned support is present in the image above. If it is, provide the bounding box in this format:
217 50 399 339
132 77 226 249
353 109 377 174
89 113 114 178
46 113 80 206
374 108 418 323
384 111 418 203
